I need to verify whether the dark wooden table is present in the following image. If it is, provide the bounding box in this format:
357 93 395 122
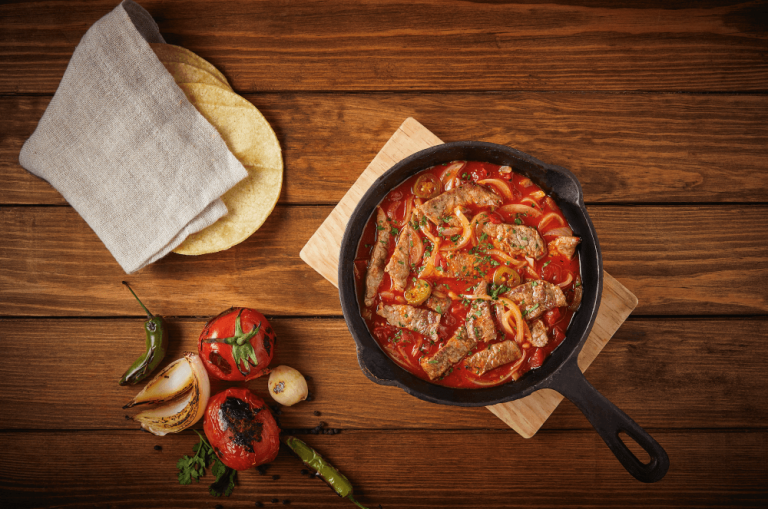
2 1 767 507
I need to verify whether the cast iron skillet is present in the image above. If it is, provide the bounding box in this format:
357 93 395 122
339 141 669 483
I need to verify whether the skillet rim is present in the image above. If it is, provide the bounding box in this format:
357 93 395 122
338 141 603 407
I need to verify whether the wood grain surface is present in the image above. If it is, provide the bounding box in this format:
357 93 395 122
0 317 764 431
2 0 767 507
1 205 766 316
3 94 767 205
1 430 766 508
2 0 768 94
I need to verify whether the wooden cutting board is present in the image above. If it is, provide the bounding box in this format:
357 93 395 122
300 118 637 438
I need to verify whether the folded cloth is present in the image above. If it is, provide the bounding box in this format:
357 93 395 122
19 0 247 273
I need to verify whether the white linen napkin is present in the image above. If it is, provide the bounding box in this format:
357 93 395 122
19 0 248 273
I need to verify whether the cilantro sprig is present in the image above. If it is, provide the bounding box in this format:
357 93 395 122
177 430 237 497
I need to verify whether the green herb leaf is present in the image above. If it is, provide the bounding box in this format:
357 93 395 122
178 431 238 498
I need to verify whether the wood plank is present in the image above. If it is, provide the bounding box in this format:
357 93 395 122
3 93 768 205
2 1 768 94
0 317 765 431
1 205 767 316
0 429 765 507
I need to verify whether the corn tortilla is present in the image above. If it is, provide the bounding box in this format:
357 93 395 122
150 43 231 88
173 83 283 255
159 60 232 92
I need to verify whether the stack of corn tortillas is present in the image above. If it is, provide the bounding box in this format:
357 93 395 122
151 43 283 255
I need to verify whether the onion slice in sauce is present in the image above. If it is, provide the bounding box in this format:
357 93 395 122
477 179 514 201
557 272 574 288
470 211 490 245
440 207 473 252
419 239 441 277
441 161 466 191
543 226 574 237
499 297 525 344
488 249 527 268
538 211 565 231
499 203 542 217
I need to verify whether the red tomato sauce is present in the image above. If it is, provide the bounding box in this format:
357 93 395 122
354 161 581 389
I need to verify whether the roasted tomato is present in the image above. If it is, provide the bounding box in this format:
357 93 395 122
198 307 275 381
204 387 280 470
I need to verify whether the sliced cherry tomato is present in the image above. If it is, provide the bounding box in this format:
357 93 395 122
528 348 547 369
488 213 503 224
198 307 275 381
544 308 562 326
413 174 442 199
204 387 280 470
386 200 402 222
493 266 522 287
552 326 566 345
541 261 563 283
404 279 432 306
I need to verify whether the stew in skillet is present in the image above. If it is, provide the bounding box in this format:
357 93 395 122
354 161 582 388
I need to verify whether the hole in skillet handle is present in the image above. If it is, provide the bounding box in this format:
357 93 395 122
339 141 603 407
549 360 670 483
619 431 651 465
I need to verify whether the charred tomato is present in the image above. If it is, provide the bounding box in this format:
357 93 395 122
198 307 275 381
204 387 280 470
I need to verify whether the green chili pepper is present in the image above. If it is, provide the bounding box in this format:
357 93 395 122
282 436 370 509
118 282 168 386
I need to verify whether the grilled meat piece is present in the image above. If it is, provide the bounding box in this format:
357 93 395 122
548 236 581 260
425 294 451 314
465 282 497 343
529 319 549 347
569 277 583 312
506 280 567 320
443 252 490 280
419 183 502 226
364 208 391 307
385 224 417 291
467 340 522 375
482 222 546 259
377 304 441 340
420 328 475 380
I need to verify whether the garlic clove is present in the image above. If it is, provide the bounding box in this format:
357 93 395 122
123 356 193 408
267 365 308 406
129 352 210 436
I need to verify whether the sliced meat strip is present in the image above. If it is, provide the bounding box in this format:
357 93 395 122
377 304 441 340
506 280 567 320
364 208 391 307
443 251 490 280
467 341 522 376
424 294 451 315
529 319 549 347
465 282 497 343
481 222 546 259
569 277 583 312
418 183 503 226
384 224 416 291
420 328 475 380
548 236 581 260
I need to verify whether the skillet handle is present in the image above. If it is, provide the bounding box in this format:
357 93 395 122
549 360 669 483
